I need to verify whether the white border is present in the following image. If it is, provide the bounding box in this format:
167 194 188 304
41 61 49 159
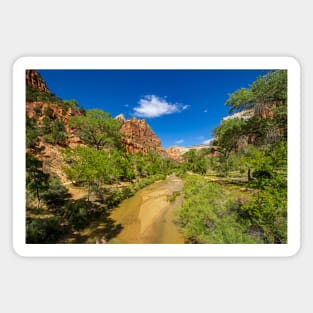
13 57 300 257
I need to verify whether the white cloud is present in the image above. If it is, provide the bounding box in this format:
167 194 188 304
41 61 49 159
202 138 213 145
175 139 184 145
133 95 188 118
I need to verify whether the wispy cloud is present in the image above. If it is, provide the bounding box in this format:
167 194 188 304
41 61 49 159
133 95 188 118
175 139 184 145
202 138 213 145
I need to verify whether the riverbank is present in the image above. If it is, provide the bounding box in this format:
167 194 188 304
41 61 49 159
65 174 184 244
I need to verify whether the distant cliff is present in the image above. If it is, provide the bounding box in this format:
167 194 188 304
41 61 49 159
117 115 167 157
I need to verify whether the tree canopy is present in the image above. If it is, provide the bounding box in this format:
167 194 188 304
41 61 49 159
225 70 287 114
69 109 123 150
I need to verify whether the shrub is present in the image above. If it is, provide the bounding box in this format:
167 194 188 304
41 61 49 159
177 176 261 243
41 178 70 208
238 186 287 243
60 200 100 230
26 217 64 243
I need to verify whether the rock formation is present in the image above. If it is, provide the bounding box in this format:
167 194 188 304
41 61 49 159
115 113 126 124
118 117 167 157
166 146 185 162
26 70 51 94
222 109 254 121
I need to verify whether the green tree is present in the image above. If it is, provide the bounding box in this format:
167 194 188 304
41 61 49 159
238 179 287 243
251 70 287 115
41 178 70 208
183 149 208 174
63 146 100 201
26 154 49 207
43 120 68 145
213 118 246 157
225 70 287 115
131 153 146 177
69 109 123 150
26 116 40 148
225 88 255 113
63 99 79 108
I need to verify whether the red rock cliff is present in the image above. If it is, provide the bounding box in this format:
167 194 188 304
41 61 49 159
119 116 167 157
166 146 184 162
26 70 51 94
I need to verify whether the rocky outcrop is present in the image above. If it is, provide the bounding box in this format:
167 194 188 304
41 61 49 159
26 70 51 94
119 117 167 157
26 101 83 147
166 146 185 162
166 144 220 161
115 113 126 124
222 109 254 121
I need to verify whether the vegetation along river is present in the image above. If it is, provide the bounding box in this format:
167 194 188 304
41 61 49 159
79 174 185 244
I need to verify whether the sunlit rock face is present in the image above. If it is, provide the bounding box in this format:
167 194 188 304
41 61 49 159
118 116 167 157
26 70 51 94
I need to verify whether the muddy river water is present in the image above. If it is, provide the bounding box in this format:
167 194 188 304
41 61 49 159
109 174 185 244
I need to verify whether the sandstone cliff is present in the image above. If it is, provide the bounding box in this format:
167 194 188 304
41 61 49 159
118 116 167 157
166 146 185 162
26 70 51 94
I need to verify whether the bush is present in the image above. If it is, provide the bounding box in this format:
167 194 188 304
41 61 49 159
26 217 64 243
177 176 261 243
238 186 287 243
61 200 100 230
41 178 70 208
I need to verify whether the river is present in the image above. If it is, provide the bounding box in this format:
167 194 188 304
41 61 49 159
109 174 185 244
70 174 185 244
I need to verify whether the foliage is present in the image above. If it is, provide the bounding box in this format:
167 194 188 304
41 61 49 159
225 70 287 114
41 178 70 208
69 109 123 150
60 200 93 229
26 86 62 104
251 70 287 108
178 141 287 244
26 217 65 243
237 142 287 243
213 118 247 156
238 184 287 243
42 119 68 145
183 149 209 174
63 146 138 200
177 176 261 243
225 88 255 113
26 154 49 207
26 116 40 148
62 99 79 108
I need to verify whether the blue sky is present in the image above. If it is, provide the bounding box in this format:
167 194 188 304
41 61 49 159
38 69 271 148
